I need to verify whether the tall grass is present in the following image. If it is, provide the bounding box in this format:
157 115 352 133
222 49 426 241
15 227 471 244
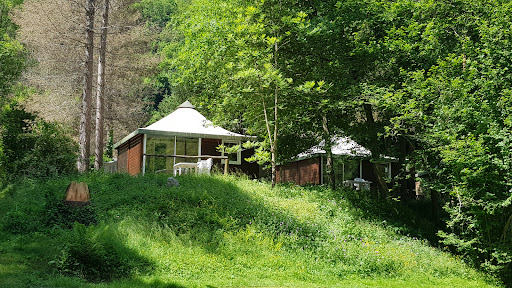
0 173 502 287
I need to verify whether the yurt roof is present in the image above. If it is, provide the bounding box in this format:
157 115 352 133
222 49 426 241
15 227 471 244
114 101 256 148
297 136 372 159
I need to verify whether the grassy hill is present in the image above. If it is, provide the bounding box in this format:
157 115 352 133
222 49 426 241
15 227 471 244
0 173 502 287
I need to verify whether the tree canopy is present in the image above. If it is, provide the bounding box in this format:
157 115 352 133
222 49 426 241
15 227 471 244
0 0 25 102
136 0 512 282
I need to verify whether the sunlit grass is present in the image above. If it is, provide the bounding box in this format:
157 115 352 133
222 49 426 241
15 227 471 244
0 173 502 287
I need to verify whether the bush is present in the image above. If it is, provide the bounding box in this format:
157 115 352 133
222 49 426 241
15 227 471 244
45 201 97 230
2 209 42 234
52 222 149 282
44 187 97 229
0 103 77 182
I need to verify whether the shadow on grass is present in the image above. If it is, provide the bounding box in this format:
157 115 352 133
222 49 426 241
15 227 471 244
48 172 328 275
0 175 155 285
110 278 188 288
0 233 58 288
135 173 326 252
333 186 441 244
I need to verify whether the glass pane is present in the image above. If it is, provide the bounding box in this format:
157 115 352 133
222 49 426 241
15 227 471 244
145 136 175 173
333 158 359 182
222 141 241 164
154 143 167 171
175 138 199 163
225 142 238 162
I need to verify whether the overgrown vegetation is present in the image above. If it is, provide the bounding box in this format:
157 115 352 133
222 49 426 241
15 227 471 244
0 102 77 183
2 0 512 285
0 173 502 287
137 0 512 281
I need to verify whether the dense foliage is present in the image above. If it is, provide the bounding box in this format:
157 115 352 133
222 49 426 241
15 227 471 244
0 0 25 101
0 103 77 182
364 1 512 282
136 0 512 282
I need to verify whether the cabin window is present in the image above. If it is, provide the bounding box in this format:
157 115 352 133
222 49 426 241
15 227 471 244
326 157 360 184
221 140 241 165
175 137 199 163
145 136 175 173
153 143 167 171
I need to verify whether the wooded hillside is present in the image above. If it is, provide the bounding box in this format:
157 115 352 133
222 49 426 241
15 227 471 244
1 0 512 284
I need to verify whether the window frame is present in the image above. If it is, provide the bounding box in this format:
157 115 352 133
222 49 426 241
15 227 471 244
221 139 242 165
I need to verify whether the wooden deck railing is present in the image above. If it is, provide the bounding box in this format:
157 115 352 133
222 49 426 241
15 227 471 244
144 154 230 175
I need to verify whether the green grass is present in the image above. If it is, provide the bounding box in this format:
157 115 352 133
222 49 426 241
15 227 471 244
0 173 503 287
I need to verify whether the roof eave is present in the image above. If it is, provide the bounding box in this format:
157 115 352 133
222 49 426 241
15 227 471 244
113 129 142 149
139 128 257 141
282 151 370 164
114 128 257 149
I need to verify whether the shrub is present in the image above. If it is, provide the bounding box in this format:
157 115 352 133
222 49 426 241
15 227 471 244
45 201 97 230
0 103 77 182
2 209 41 234
52 222 149 282
43 185 97 229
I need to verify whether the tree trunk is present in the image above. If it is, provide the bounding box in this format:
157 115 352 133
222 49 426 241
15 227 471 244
262 96 277 188
363 103 389 197
397 137 409 200
372 164 389 199
266 39 279 188
431 188 441 225
322 112 335 189
105 128 113 159
77 0 95 173
94 0 109 171
105 81 113 159
272 84 278 187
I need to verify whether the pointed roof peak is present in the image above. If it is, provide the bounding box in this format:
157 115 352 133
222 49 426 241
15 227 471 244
114 99 257 148
178 100 195 109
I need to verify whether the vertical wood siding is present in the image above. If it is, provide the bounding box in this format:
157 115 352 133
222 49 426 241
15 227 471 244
116 134 143 175
277 157 321 185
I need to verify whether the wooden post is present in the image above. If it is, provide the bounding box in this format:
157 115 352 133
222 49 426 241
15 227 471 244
224 158 229 175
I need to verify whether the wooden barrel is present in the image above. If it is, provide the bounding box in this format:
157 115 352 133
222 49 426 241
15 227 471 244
64 181 91 206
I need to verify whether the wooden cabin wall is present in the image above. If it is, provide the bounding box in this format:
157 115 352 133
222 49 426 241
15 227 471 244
116 134 143 175
276 157 321 185
117 145 128 173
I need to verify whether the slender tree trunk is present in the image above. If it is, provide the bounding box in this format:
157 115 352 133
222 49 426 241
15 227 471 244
397 137 408 199
266 38 279 188
272 85 278 187
105 85 113 159
322 112 335 189
501 214 512 243
431 187 441 225
363 103 389 197
77 0 95 173
95 0 109 170
262 95 277 188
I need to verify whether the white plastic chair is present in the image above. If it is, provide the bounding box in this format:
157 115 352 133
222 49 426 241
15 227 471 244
196 158 213 175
